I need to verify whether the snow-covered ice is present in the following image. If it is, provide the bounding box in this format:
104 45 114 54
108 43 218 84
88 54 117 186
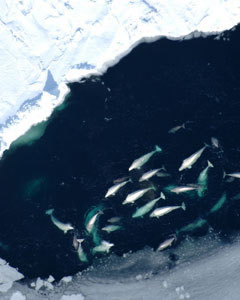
2 233 240 299
0 0 240 157
0 258 24 293
10 291 26 300
60 295 85 300
61 276 72 284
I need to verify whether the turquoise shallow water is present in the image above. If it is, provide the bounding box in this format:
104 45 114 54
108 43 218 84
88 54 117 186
0 25 240 279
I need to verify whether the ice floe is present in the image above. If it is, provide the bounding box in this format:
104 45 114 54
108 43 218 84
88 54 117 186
0 258 24 293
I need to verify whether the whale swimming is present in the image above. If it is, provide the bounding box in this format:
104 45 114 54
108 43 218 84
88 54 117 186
45 209 74 234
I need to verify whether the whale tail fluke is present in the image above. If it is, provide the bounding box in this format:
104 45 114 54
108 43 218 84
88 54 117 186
160 192 166 200
155 145 162 153
207 160 214 168
46 208 54 215
181 202 186 211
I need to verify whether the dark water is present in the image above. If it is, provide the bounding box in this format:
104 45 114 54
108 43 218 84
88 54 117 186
0 25 240 280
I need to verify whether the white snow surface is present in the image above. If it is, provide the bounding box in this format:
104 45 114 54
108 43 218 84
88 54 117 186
10 291 26 300
0 258 24 293
60 295 84 300
0 0 240 157
2 233 240 299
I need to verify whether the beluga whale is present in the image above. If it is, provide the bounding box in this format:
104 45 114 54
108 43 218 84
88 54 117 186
76 239 88 263
132 193 165 218
197 160 214 197
85 210 103 235
105 179 131 198
92 240 114 254
122 186 155 205
139 168 163 182
179 145 207 171
45 209 74 234
129 145 162 171
150 202 186 218
102 224 122 233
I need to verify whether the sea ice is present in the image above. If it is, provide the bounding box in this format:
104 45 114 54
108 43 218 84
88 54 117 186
1 234 240 299
0 0 240 157
0 258 24 293
60 295 85 300
10 291 26 300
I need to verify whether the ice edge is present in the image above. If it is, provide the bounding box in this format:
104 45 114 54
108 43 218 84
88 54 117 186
0 27 237 159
